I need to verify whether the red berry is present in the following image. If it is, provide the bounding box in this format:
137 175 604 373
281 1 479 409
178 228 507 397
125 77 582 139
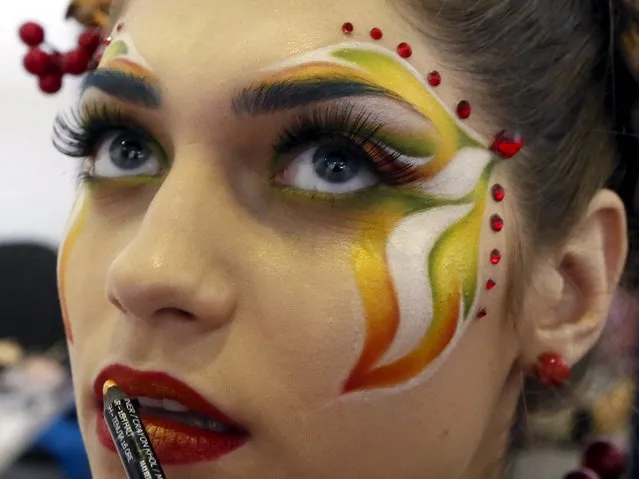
23 48 51 76
62 50 90 75
19 22 45 47
582 441 626 479
78 30 101 54
39 74 62 94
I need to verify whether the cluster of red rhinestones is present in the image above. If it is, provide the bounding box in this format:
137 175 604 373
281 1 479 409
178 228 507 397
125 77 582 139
341 23 413 58
477 182 509 319
19 21 104 95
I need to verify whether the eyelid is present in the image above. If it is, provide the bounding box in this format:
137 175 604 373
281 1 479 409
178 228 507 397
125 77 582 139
80 99 171 162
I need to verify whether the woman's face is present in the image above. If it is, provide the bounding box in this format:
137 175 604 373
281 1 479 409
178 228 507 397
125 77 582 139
59 0 523 477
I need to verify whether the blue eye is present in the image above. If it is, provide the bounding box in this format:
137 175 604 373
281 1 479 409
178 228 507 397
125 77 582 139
87 131 164 178
275 141 378 194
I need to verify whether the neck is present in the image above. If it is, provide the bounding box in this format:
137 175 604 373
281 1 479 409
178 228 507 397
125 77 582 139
463 371 522 479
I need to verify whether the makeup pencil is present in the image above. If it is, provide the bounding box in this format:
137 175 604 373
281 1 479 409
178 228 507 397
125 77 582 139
102 380 167 479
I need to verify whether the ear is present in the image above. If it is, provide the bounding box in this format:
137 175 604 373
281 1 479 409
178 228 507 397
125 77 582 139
520 189 628 367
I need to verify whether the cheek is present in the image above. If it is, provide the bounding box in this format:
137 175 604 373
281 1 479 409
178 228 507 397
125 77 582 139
58 188 91 343
58 188 145 345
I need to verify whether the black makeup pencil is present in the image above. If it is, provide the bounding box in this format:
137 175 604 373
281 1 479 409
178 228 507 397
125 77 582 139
102 380 167 479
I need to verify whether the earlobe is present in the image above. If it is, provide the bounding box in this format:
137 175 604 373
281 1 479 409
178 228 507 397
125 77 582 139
522 189 628 367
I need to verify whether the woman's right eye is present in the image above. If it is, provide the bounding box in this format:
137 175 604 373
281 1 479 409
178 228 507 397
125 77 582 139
86 130 165 178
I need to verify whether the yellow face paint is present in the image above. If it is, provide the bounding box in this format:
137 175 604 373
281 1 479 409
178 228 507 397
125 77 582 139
262 43 495 393
57 188 90 343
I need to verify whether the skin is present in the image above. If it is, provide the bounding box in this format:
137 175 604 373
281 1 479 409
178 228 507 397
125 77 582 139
57 0 629 478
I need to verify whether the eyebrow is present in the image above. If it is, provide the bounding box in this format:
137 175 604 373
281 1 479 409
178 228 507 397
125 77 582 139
231 76 406 115
81 70 161 109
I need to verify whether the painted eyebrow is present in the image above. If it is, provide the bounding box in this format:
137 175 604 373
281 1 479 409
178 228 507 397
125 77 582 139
81 70 161 109
231 77 408 115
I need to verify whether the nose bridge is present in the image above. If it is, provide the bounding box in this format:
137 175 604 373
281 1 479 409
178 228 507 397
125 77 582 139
106 151 243 325
137 152 240 263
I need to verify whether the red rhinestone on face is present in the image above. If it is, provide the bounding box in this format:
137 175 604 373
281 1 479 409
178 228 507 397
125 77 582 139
427 71 441 86
582 441 627 479
476 308 488 319
486 280 496 290
490 249 501 265
491 184 505 202
342 22 354 34
456 100 471 119
490 214 504 232
370 28 383 40
397 42 412 58
491 130 525 159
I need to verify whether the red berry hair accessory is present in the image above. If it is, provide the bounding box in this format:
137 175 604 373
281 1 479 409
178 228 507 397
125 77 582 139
17 0 111 95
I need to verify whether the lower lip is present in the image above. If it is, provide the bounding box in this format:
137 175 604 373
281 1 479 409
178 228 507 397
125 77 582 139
96 409 249 464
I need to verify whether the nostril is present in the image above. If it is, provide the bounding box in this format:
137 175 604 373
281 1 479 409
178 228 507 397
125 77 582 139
157 307 196 320
109 295 125 313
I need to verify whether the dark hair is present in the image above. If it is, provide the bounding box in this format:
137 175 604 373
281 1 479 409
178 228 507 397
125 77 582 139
401 0 639 290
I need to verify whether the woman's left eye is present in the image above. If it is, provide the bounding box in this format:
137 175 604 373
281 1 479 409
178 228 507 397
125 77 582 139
274 141 379 194
87 130 164 178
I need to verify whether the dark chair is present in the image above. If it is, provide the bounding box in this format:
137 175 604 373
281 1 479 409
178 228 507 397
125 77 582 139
0 241 90 479
0 242 66 351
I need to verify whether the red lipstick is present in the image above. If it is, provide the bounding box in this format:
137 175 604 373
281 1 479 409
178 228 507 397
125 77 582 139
94 364 249 465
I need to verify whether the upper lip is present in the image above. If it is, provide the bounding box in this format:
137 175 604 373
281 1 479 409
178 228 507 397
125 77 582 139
93 364 247 431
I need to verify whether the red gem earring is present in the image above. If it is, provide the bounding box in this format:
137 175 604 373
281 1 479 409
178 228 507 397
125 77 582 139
533 353 571 387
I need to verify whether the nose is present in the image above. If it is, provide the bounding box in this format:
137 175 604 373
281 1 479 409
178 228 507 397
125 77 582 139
106 163 239 331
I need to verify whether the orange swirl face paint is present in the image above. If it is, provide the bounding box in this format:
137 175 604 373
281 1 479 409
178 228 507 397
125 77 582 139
259 43 496 393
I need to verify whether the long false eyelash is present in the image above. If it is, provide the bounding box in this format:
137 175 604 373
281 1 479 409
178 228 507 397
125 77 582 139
52 104 145 158
274 103 423 186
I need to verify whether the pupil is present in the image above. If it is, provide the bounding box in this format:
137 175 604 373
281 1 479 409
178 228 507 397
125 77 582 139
109 134 150 170
312 145 360 183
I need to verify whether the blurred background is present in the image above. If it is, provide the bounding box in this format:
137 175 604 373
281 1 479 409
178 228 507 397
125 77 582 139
1 1 91 478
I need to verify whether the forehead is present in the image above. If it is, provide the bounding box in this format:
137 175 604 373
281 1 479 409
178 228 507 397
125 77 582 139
117 0 429 91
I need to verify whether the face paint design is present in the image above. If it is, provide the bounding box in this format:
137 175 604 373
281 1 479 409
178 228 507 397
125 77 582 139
260 43 496 394
57 187 90 343
83 30 161 109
